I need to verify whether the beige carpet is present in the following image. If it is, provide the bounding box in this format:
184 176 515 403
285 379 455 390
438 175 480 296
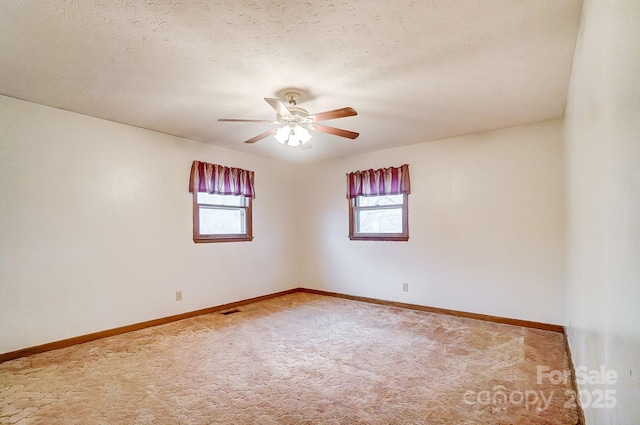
0 293 579 424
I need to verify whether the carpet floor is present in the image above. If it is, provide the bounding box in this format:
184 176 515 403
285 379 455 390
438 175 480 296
0 293 579 424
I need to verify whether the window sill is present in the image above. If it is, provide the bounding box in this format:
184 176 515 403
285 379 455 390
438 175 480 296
194 236 254 243
349 235 409 241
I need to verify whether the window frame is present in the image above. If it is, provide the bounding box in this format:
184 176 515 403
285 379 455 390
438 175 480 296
348 193 409 241
192 192 253 243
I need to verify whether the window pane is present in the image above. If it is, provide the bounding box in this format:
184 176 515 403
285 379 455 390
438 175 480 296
199 207 245 234
196 193 245 206
357 194 404 207
357 208 402 233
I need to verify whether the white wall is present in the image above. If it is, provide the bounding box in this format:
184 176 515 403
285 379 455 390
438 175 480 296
297 120 565 324
563 0 640 423
0 100 567 355
0 95 299 354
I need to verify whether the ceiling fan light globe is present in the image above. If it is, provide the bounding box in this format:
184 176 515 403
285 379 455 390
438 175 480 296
287 134 302 147
274 126 291 144
294 125 312 144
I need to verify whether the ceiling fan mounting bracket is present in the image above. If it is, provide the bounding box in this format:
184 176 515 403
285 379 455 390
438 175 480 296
285 92 299 105
277 88 308 105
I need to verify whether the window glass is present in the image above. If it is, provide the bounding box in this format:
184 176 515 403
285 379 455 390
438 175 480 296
199 207 245 235
196 193 245 207
357 208 403 234
349 194 408 241
357 194 404 207
193 193 252 243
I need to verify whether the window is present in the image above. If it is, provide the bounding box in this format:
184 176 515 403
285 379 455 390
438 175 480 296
349 194 408 241
193 192 252 243
189 161 255 243
346 164 410 241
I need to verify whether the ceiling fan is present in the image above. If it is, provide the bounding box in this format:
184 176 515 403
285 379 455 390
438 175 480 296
218 89 359 148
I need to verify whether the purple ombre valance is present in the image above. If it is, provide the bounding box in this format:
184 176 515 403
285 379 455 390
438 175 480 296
346 164 410 199
189 161 255 198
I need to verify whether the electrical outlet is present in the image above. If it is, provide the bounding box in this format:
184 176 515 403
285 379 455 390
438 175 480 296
176 290 183 301
402 283 409 292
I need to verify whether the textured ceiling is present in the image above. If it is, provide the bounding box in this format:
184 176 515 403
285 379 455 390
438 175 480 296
0 1 583 163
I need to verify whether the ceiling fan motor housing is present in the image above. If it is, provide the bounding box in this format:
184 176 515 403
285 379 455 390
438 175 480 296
274 90 311 126
279 106 311 126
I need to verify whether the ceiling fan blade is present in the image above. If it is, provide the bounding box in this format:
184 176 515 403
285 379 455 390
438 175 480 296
244 128 277 144
308 107 357 122
264 98 293 117
311 124 359 139
218 119 275 123
300 142 313 150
